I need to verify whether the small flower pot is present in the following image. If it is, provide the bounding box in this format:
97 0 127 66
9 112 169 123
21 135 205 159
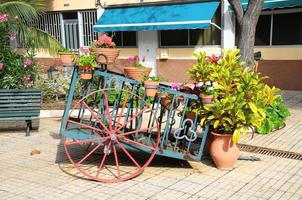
185 111 196 121
199 93 214 105
124 67 152 82
79 65 93 80
160 96 180 110
90 48 120 65
59 53 75 65
144 80 159 97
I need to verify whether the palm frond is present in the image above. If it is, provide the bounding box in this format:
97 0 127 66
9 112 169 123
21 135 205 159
19 26 63 55
0 1 41 24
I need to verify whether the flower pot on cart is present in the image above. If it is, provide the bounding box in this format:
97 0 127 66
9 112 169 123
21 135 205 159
90 48 120 65
199 93 214 105
59 52 75 65
160 96 181 110
124 67 152 82
209 131 240 170
79 65 93 80
185 112 196 121
144 80 159 97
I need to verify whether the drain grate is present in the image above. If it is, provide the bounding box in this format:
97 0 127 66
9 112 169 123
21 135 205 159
237 144 302 161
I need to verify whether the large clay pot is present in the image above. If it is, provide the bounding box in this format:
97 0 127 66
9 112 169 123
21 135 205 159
124 67 152 82
144 80 159 97
199 93 214 105
59 53 74 65
90 48 120 64
209 131 240 170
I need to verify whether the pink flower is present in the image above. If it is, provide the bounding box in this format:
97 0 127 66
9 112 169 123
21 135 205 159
23 59 32 68
0 14 8 22
80 47 90 55
13 16 18 20
0 63 4 70
9 35 16 41
171 83 181 91
95 34 116 48
23 75 31 81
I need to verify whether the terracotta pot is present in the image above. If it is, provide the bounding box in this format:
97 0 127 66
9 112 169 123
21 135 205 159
90 48 120 64
144 80 159 97
80 73 92 80
160 96 180 110
78 65 93 80
124 67 152 82
59 53 74 65
185 112 196 121
209 131 240 169
199 93 214 105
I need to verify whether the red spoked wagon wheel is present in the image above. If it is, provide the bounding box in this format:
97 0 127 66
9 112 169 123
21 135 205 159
63 88 160 183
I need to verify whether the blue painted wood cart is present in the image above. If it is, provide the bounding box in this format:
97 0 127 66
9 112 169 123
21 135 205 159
60 66 209 183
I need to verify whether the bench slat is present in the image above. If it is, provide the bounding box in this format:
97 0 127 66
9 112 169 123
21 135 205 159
0 107 40 112
0 112 40 118
0 109 40 114
0 103 40 108
0 96 41 100
0 99 41 103
0 117 39 121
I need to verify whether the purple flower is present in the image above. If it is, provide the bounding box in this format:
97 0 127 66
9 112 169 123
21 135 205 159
171 83 181 91
0 14 8 22
9 35 16 41
23 75 31 81
23 59 32 68
0 63 4 70
80 47 89 55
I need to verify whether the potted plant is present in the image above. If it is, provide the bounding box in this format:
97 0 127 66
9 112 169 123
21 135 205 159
193 50 280 169
90 34 120 65
124 55 152 82
74 50 97 80
160 83 182 110
144 76 164 97
195 81 218 105
58 48 77 65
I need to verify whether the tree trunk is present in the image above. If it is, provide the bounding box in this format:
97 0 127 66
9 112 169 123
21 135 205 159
237 18 258 67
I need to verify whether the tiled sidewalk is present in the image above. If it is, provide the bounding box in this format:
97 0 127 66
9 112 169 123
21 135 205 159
0 91 301 200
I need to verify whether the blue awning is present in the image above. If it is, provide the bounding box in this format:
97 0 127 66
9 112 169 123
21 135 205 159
242 0 302 10
93 1 220 32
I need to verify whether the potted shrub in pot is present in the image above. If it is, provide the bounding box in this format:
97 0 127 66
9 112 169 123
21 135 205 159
144 76 164 97
124 55 152 82
195 81 218 105
90 34 120 65
193 50 280 169
74 50 97 80
58 48 77 65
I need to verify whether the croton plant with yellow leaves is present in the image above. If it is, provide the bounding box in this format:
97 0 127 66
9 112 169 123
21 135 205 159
189 49 288 143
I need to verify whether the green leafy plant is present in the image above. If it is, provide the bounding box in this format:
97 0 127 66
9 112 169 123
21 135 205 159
74 52 97 69
127 55 145 68
193 49 282 143
256 97 290 134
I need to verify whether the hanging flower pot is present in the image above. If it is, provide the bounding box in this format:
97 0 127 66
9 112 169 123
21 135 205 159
90 48 120 65
58 48 77 65
209 131 240 170
79 65 93 80
144 80 160 97
90 34 120 65
124 67 152 82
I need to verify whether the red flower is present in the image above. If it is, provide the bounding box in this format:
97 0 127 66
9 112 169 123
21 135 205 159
208 55 222 64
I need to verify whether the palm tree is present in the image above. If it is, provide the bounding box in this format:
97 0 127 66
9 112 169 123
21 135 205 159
0 0 62 54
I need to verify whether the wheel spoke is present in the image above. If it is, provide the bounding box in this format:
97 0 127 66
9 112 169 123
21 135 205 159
116 140 141 169
76 143 103 165
118 126 158 137
115 95 129 131
117 107 148 132
67 119 109 135
103 91 113 131
112 144 121 178
65 136 110 146
96 141 112 178
122 138 155 151
81 101 110 132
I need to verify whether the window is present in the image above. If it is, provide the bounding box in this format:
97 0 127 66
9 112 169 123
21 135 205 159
108 31 137 47
255 15 271 46
272 12 302 45
255 10 302 46
159 7 221 47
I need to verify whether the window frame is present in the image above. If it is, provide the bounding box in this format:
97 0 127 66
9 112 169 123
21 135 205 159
108 31 138 48
255 8 302 47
